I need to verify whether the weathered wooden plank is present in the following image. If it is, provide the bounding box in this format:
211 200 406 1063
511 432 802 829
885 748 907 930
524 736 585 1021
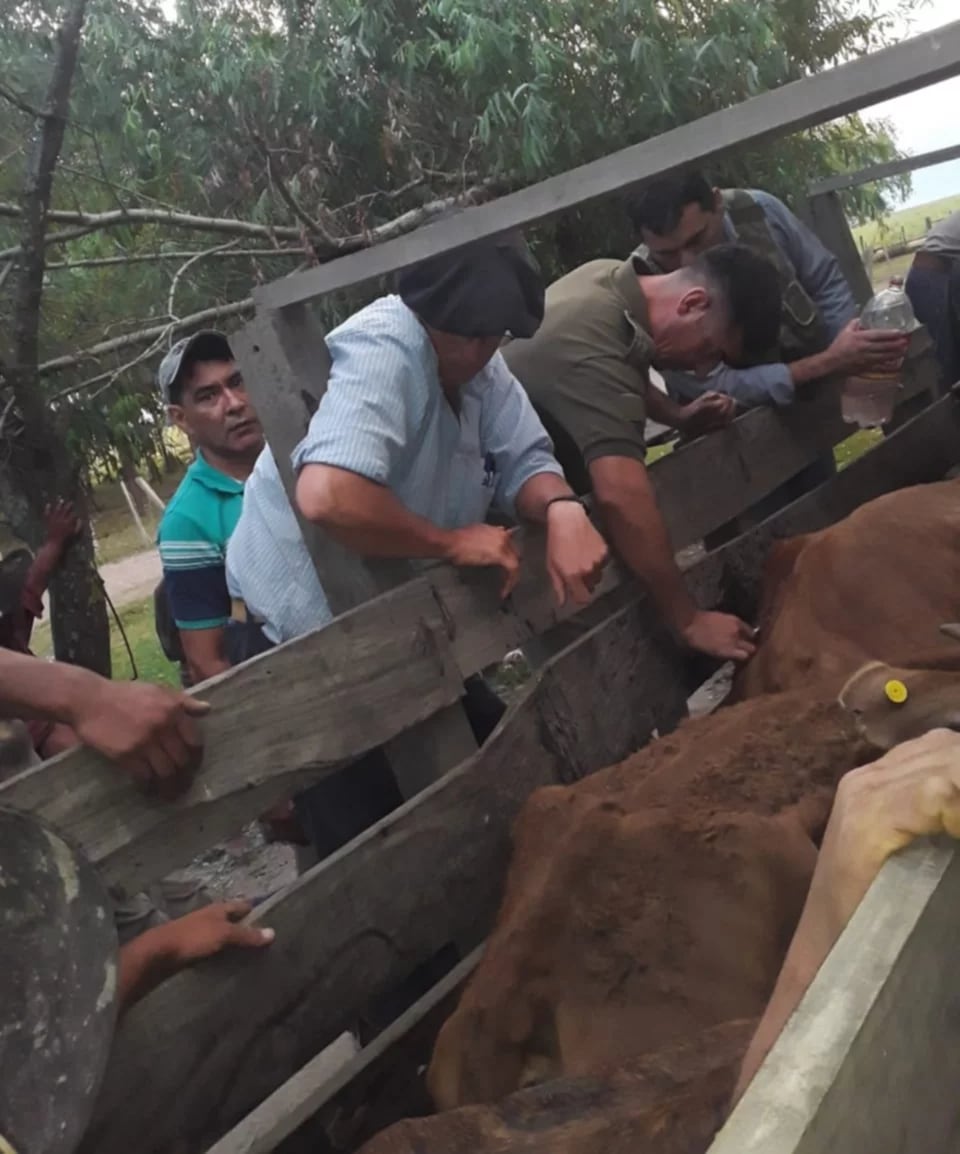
84 593 691 1154
720 387 960 620
386 703 478 800
0 379 946 894
0 579 470 892
204 949 483 1154
808 141 960 196
652 390 847 545
256 21 960 308
708 841 960 1154
805 190 873 305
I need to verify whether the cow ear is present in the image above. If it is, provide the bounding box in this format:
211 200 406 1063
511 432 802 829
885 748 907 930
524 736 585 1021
838 662 895 714
940 623 960 643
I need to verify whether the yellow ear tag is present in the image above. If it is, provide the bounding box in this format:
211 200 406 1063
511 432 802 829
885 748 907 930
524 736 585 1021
885 679 908 705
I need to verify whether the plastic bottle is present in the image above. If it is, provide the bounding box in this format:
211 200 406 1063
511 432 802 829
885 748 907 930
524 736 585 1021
841 277 916 429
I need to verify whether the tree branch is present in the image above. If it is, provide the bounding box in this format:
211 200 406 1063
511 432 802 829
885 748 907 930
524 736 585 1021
253 131 332 247
0 81 49 121
0 223 103 261
54 327 175 405
43 247 306 270
167 239 241 320
39 298 255 378
0 201 304 247
32 183 501 380
0 178 503 259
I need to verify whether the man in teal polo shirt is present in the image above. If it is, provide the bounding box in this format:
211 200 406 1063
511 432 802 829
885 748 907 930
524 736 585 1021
157 331 266 686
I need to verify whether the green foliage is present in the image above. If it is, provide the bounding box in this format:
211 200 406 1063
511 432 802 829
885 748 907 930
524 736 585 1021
0 0 913 476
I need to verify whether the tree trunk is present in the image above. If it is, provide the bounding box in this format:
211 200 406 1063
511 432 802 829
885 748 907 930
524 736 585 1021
51 510 110 676
0 0 109 676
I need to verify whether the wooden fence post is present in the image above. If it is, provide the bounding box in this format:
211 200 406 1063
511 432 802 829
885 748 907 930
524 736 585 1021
805 191 873 305
233 306 478 803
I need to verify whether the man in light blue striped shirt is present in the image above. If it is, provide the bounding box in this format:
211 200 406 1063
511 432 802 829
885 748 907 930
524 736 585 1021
227 233 608 865
227 235 608 646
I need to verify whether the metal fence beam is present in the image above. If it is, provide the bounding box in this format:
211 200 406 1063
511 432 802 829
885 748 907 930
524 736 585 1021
808 141 960 196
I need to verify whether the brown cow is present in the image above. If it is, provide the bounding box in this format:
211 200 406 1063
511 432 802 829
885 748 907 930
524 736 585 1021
365 1020 756 1154
733 478 960 699
356 480 960 1154
424 658 960 1115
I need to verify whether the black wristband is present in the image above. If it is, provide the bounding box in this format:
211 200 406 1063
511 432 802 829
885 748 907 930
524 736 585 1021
544 494 586 513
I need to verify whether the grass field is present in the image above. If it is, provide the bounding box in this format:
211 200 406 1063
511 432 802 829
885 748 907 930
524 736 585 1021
89 467 186 565
32 594 179 687
852 194 960 252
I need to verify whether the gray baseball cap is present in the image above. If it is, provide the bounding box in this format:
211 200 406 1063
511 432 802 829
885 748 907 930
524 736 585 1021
157 330 232 405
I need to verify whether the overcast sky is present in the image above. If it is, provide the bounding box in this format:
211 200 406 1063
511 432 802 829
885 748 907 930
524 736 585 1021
860 0 960 206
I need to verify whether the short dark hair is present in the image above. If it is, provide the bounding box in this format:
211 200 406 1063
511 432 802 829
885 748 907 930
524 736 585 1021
626 171 715 236
689 244 782 360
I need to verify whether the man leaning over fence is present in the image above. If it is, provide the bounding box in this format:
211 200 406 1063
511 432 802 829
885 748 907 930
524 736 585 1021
503 243 777 663
626 172 908 540
227 231 608 860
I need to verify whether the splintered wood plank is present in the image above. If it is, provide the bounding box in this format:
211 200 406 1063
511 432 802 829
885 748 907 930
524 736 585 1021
3 390 956 895
0 579 468 891
83 596 690 1154
709 842 960 1154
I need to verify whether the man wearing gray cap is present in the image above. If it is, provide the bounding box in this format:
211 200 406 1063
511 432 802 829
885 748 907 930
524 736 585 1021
156 331 265 686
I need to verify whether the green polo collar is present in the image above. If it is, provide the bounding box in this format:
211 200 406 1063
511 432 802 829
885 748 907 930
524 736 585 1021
187 451 245 496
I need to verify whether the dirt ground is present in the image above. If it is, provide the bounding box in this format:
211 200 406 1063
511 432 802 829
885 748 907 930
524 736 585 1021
191 822 298 901
100 548 162 608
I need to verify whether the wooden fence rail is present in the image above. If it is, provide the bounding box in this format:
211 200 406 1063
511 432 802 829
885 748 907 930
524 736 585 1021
711 841 960 1154
8 24 960 1147
807 140 960 196
0 343 937 895
77 388 960 1154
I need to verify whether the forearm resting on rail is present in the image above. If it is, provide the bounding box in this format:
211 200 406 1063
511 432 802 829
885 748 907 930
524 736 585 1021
296 463 460 559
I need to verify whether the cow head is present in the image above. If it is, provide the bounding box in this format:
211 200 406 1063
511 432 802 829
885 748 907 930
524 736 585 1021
839 656 960 749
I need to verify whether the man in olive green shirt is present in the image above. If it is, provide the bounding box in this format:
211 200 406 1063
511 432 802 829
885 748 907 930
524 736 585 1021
503 243 781 661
